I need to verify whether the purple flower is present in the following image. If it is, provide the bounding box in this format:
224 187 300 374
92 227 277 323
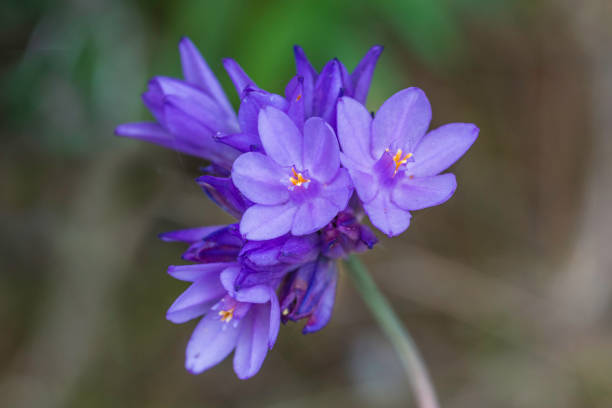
215 45 382 153
320 209 378 259
115 37 241 170
161 225 297 379
279 257 338 333
235 233 320 288
337 88 479 236
196 175 253 219
215 86 294 153
160 224 243 263
161 224 317 279
166 261 280 379
231 107 353 240
116 39 479 381
293 45 383 126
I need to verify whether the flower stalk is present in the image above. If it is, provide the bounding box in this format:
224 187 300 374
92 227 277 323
344 255 440 408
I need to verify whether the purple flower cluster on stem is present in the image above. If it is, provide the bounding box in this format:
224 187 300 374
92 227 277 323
116 37 478 380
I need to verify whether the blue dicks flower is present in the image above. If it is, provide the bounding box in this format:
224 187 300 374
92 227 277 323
337 88 479 236
215 45 382 153
162 225 293 379
279 257 338 334
235 233 320 288
320 209 378 259
196 175 253 219
115 37 241 170
160 224 243 263
293 45 383 125
231 107 353 240
166 261 280 379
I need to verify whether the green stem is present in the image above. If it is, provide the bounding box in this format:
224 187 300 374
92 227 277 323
344 255 440 408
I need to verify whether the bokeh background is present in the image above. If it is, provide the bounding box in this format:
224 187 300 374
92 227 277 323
2 0 612 407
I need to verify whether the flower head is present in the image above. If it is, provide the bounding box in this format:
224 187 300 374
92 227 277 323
337 88 479 236
117 38 477 381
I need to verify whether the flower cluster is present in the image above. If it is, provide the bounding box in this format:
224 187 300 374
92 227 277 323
116 38 478 379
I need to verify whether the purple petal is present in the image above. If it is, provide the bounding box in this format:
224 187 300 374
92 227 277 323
407 123 479 177
141 80 165 123
302 117 340 183
152 77 237 132
312 59 342 126
258 107 303 169
115 122 200 154
363 190 412 237
239 89 288 136
319 168 353 210
185 312 240 374
167 275 226 323
233 284 273 304
359 224 378 249
285 77 305 131
163 99 240 167
215 132 261 153
232 152 289 205
197 175 252 218
294 258 336 317
233 304 271 379
240 202 298 240
292 198 340 236
223 58 256 96
178 37 236 120
350 45 383 104
338 61 352 96
220 266 273 303
234 267 289 289
163 91 234 134
339 152 372 173
392 174 457 211
168 262 232 282
182 225 243 263
219 264 240 292
303 264 337 334
279 263 313 320
267 287 280 347
337 96 375 164
293 45 316 117
159 225 226 243
279 234 320 264
240 238 285 267
346 168 378 203
371 87 432 158
115 118 230 162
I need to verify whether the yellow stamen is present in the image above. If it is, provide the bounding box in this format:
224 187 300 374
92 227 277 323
218 307 235 323
387 148 413 175
290 168 310 187
296 94 302 101
282 308 290 316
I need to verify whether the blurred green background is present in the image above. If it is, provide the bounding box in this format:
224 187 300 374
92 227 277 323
2 0 612 407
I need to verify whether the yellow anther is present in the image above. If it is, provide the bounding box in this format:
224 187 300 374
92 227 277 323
389 148 412 175
282 308 290 316
290 168 310 187
219 307 235 323
296 94 302 101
